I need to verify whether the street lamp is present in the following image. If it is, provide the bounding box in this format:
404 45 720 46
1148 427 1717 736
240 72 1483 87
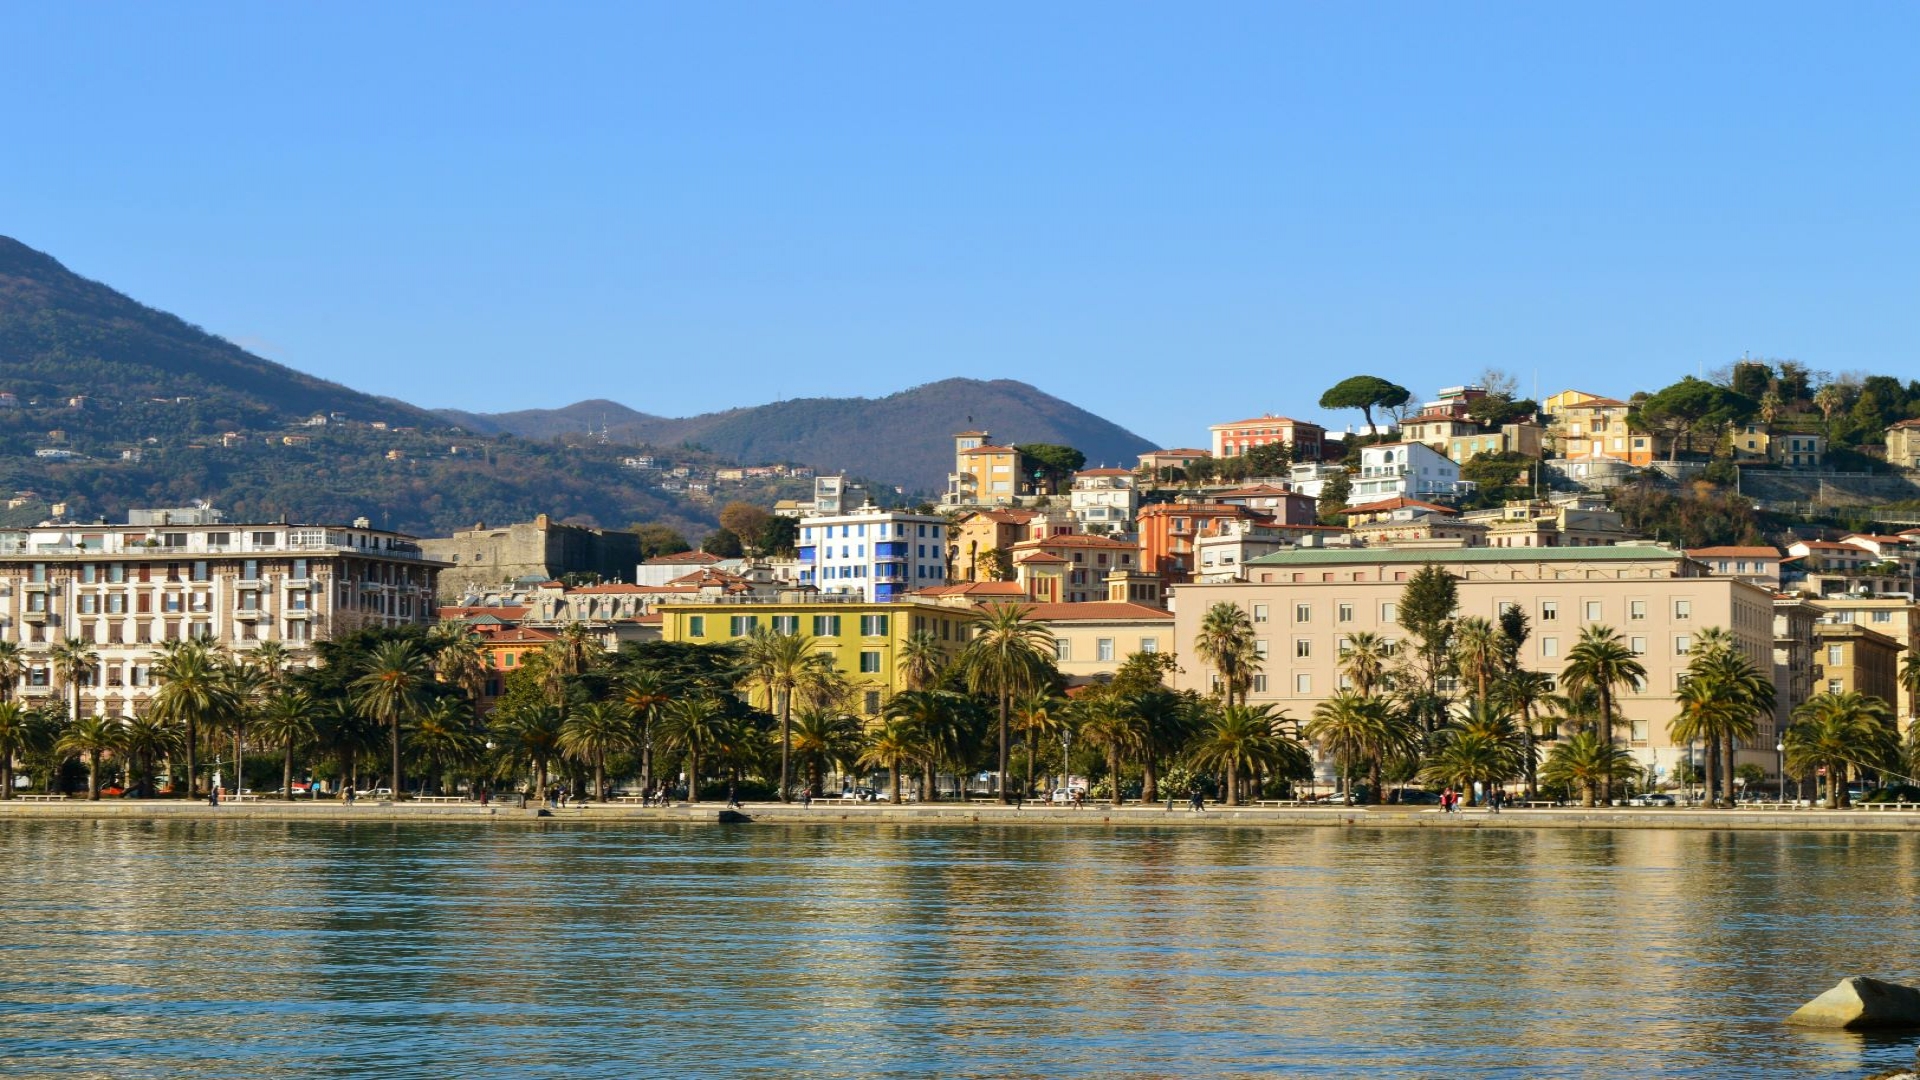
1060 729 1072 803
1777 741 1786 805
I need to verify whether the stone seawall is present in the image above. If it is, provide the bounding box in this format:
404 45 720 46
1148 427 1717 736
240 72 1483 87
8 800 1920 832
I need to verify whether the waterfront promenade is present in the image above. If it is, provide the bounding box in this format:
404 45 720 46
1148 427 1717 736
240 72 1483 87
8 798 1920 831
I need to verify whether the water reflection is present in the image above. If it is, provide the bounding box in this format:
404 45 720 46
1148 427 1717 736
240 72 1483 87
0 820 1915 1078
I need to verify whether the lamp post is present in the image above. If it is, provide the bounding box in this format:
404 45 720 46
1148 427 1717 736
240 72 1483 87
1061 729 1072 803
1777 741 1786 805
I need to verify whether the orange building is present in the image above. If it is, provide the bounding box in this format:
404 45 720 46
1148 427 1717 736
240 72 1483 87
1137 502 1265 582
1208 415 1326 462
1006 533 1146 605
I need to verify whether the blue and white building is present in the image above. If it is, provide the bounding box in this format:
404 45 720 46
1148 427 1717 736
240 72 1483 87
797 505 949 601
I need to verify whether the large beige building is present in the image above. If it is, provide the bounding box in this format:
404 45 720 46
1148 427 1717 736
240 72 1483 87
0 509 443 717
1171 545 1779 784
1808 596 1920 722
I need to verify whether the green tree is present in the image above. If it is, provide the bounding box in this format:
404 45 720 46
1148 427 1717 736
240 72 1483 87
1016 444 1088 494
1186 703 1307 806
897 630 945 693
633 524 692 560
1671 640 1774 805
1075 693 1147 806
559 701 634 801
252 691 315 801
1194 601 1259 706
1305 691 1414 804
619 669 672 794
744 629 835 802
56 714 122 801
960 604 1057 804
1319 375 1412 435
1012 691 1070 798
1315 471 1352 525
1494 669 1555 795
0 700 49 799
487 701 564 796
701 530 745 558
1398 566 1459 716
1561 625 1645 804
1638 376 1758 459
1452 616 1503 702
790 708 863 797
1541 730 1637 807
1422 698 1529 804
0 640 25 703
118 713 182 799
50 636 99 728
857 716 919 804
719 501 773 556
150 639 238 797
352 640 435 798
662 696 731 803
1786 691 1897 808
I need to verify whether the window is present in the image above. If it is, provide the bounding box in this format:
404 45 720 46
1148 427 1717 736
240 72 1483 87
108 564 125 584
78 595 96 615
1253 639 1269 658
1828 679 1844 694
1629 636 1646 655
771 615 800 635
864 691 882 715
1140 637 1158 654
291 558 309 581
1828 645 1844 667
1294 673 1312 694
289 590 309 611
1674 635 1691 655
1540 601 1558 621
1630 720 1649 743
81 564 97 584
1294 603 1311 623
1873 611 1893 624
1674 599 1692 620
1541 637 1559 659
860 614 890 636
1295 638 1312 658
859 651 882 674
687 615 705 637
242 559 259 582
1056 639 1073 662
812 615 841 637
1629 600 1646 621
1585 601 1602 621
1381 603 1397 623
1252 604 1269 623
730 615 756 635
1096 638 1115 662
192 561 210 583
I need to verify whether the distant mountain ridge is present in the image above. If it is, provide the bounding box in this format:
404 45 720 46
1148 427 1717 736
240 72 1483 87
0 236 440 428
436 379 1159 491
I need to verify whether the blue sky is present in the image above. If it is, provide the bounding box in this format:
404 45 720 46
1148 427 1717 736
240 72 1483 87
6 3 1916 447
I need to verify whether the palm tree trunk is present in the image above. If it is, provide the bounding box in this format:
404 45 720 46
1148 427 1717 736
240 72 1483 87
685 750 700 803
593 756 605 803
1109 748 1123 807
779 691 792 803
1143 756 1159 804
87 750 100 801
283 743 295 801
1025 743 1036 802
390 718 403 800
186 718 198 798
1226 762 1239 807
1523 705 1538 796
2 760 12 800
888 764 901 804
1368 757 1383 806
997 688 1011 804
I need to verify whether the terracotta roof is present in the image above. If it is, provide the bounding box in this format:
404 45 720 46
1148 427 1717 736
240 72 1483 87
1210 416 1315 429
1144 448 1211 456
1002 601 1173 622
474 626 557 645
1889 419 1920 430
961 508 1038 525
645 550 723 565
1685 546 1782 558
913 581 1028 597
960 445 1019 455
1343 497 1458 516
1016 551 1071 564
1011 534 1137 550
563 583 659 594
1210 485 1300 498
1843 535 1915 546
634 613 663 625
1559 397 1630 409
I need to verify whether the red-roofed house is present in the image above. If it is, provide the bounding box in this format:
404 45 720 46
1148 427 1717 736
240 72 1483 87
1070 467 1139 534
1686 546 1785 589
1208 415 1325 462
1007 533 1150 605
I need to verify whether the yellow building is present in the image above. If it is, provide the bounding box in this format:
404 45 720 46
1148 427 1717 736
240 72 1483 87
1810 622 1904 710
944 430 1029 507
658 598 975 716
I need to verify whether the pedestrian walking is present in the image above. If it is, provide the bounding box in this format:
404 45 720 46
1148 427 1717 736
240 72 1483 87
726 783 740 809
1189 788 1205 812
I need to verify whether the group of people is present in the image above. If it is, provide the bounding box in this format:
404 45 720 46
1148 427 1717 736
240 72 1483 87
1439 787 1505 814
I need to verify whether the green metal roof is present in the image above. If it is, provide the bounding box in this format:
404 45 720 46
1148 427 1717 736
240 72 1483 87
1243 544 1686 567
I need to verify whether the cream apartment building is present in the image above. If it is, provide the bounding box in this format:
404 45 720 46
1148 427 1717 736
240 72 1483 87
1171 544 1779 784
1808 595 1920 722
0 509 443 718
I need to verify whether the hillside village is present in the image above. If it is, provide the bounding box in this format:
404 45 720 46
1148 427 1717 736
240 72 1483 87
11 356 1920 807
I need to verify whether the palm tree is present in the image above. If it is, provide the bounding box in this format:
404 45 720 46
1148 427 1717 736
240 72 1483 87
118 713 183 799
220 659 272 798
1305 691 1412 804
1186 703 1307 806
885 689 981 801
1453 617 1503 702
1423 699 1529 804
620 669 671 794
897 630 945 692
546 623 602 679
1339 631 1391 696
790 708 863 797
0 640 25 703
1130 686 1198 804
410 696 485 795
1560 625 1645 804
1901 652 1920 725
487 702 564 797
1671 645 1774 805
150 639 237 797
1011 692 1069 798
558 701 634 801
57 714 123 800
662 696 731 803
351 640 434 798
1194 602 1258 706
1494 669 1556 796
1541 731 1637 807
745 629 833 802
856 716 919 804
252 691 315 800
959 604 1056 804
426 624 488 705
0 700 48 799
1786 691 1897 808
50 636 99 728
248 640 293 687
1077 694 1146 806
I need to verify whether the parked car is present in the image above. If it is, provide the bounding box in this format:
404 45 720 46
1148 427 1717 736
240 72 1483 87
839 787 883 801
1390 789 1441 805
1627 793 1676 807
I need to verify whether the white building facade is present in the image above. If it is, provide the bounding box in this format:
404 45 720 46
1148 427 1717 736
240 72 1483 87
798 505 949 601
1352 442 1470 502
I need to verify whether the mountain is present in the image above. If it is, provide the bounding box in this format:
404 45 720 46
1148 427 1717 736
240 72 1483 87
437 379 1160 490
0 236 440 428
